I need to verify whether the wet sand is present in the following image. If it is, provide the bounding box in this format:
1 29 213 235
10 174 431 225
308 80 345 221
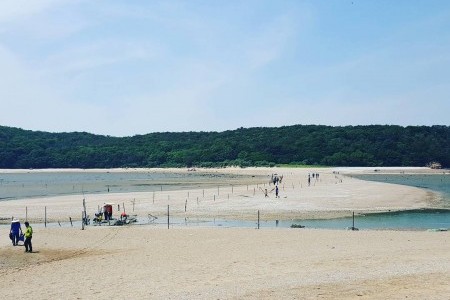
0 167 443 223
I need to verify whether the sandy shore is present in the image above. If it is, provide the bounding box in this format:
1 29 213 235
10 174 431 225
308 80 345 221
0 226 449 299
1 167 449 299
0 167 445 223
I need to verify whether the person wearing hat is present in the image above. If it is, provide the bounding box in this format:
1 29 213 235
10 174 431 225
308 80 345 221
10 219 23 246
24 222 33 253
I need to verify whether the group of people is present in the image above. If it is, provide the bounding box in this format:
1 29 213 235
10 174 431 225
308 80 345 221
307 172 320 186
261 174 284 198
9 219 33 253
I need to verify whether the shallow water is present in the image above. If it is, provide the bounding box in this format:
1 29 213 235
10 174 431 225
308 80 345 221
183 173 450 230
352 173 450 204
0 171 261 201
2 172 449 230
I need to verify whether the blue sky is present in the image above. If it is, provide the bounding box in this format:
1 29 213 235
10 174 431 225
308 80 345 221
1 0 449 136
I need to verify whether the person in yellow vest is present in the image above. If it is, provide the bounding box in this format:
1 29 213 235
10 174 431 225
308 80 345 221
24 222 33 253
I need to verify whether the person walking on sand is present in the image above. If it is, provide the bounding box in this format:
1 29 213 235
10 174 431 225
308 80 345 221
10 219 22 246
24 221 33 253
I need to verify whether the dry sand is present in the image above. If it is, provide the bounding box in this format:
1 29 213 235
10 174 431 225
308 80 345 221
1 167 449 299
0 227 449 299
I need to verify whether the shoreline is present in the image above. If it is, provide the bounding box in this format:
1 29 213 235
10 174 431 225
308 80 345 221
1 167 449 299
0 167 446 223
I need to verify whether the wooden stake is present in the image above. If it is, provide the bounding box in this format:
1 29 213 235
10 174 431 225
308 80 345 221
257 210 260 229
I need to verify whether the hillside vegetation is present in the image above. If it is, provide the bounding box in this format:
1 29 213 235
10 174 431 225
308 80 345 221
1 125 449 168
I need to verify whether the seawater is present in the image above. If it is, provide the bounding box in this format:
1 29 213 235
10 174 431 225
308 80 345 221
182 173 450 230
2 171 449 230
327 173 450 230
0 171 258 201
352 173 450 203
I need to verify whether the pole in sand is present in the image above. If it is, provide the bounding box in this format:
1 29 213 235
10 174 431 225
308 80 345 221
257 210 260 229
83 198 87 225
167 205 170 229
45 206 47 228
352 211 355 229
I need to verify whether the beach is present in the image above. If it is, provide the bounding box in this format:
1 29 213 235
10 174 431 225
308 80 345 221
0 167 445 223
1 167 449 299
0 227 449 299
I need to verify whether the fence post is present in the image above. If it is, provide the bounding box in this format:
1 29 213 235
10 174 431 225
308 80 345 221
257 210 260 229
83 198 87 226
352 211 355 229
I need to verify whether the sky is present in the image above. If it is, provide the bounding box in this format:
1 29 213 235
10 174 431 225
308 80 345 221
0 0 449 137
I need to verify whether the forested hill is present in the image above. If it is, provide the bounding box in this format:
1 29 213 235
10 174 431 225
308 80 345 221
1 125 449 168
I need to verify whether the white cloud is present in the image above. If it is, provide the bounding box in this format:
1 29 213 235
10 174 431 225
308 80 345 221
1 1 449 136
0 0 61 23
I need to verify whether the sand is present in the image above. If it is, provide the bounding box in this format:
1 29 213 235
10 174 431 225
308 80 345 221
0 227 449 299
0 167 445 223
1 167 449 299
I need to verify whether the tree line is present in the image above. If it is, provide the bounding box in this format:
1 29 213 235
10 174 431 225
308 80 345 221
0 125 449 168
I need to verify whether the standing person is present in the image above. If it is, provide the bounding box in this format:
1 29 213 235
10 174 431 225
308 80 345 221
24 221 33 253
10 219 22 246
275 185 279 198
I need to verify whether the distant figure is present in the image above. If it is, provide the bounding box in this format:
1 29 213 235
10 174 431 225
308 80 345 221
24 221 33 253
308 174 311 186
275 185 279 198
103 204 113 220
260 187 275 198
10 219 22 246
